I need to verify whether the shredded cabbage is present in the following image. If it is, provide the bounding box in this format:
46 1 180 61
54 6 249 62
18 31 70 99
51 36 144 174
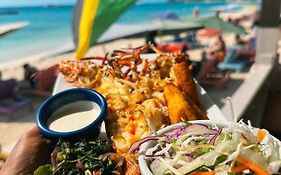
144 120 281 175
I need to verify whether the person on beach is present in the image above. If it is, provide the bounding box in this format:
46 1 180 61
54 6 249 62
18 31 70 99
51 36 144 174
145 31 157 46
23 64 38 89
207 35 226 63
193 7 199 17
145 31 158 53
0 126 52 175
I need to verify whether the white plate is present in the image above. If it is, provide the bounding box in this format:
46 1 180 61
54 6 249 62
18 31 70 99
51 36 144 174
52 54 228 139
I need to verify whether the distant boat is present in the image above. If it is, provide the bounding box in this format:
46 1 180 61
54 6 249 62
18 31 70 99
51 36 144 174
0 10 19 15
0 22 29 37
44 4 60 8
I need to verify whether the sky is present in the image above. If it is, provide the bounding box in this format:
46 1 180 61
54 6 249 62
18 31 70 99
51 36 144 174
0 0 76 7
0 0 165 8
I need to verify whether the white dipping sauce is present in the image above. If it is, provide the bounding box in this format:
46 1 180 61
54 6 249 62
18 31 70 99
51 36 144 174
48 100 101 132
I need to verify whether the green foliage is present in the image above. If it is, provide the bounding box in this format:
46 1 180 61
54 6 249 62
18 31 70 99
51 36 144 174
194 147 213 156
34 165 52 175
34 140 118 175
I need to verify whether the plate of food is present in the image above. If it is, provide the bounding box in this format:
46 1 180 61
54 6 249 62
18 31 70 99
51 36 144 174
53 45 228 149
138 120 281 175
35 45 230 174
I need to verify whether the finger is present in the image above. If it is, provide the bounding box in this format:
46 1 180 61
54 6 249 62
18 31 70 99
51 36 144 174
0 126 53 175
23 125 52 146
26 125 41 136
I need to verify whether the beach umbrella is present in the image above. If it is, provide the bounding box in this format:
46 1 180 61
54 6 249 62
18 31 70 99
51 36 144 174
200 16 247 35
95 20 202 44
97 24 159 43
72 0 136 59
154 20 202 35
183 16 247 35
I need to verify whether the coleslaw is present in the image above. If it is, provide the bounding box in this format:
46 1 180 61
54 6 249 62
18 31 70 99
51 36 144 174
139 120 281 175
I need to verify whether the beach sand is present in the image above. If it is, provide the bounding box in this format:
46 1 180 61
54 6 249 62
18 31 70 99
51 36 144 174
0 10 254 152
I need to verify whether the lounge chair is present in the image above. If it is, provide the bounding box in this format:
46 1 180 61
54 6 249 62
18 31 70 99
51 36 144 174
0 79 33 120
197 57 229 89
217 47 248 72
19 65 57 97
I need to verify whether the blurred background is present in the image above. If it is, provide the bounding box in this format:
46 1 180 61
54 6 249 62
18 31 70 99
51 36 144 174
1 0 281 159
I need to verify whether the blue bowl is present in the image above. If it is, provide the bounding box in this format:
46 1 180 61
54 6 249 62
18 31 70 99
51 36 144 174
36 88 107 140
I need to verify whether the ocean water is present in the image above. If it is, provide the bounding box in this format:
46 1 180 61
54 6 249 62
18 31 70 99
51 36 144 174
0 6 74 62
0 2 254 63
117 1 227 23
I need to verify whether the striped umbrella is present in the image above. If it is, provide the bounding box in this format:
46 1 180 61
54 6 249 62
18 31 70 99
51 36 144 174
72 0 136 59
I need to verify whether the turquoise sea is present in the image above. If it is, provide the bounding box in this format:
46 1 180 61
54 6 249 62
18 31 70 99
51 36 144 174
0 1 256 62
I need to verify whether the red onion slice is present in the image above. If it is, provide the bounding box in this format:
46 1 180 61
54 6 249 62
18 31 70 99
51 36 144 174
145 154 163 158
128 136 159 153
184 123 218 135
164 126 186 140
209 128 222 145
184 153 196 161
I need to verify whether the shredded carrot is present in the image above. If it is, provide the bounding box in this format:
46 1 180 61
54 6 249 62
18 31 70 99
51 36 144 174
231 165 248 173
92 170 101 175
236 156 270 175
189 171 215 175
257 129 266 142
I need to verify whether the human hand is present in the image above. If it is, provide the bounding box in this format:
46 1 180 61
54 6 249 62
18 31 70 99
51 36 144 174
0 126 52 175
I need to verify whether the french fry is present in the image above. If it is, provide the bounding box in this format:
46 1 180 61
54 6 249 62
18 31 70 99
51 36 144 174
164 84 199 124
173 62 200 106
184 93 208 120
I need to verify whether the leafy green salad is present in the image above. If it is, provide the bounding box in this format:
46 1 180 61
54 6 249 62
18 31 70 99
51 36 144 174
34 140 121 175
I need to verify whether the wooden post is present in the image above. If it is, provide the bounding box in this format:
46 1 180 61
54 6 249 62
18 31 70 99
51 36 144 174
255 0 281 65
